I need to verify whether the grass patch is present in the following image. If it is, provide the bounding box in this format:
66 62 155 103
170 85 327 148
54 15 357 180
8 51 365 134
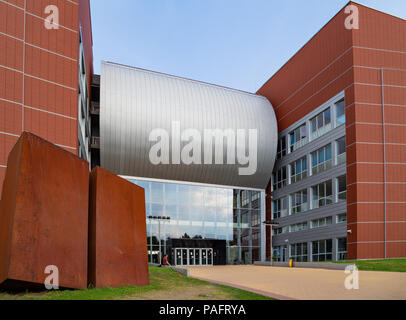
332 259 406 272
0 267 273 300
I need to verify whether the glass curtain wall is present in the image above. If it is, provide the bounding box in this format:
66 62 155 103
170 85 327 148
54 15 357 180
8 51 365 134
128 179 263 265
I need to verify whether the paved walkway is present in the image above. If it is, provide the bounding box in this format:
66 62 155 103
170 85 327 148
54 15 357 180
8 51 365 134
185 265 406 300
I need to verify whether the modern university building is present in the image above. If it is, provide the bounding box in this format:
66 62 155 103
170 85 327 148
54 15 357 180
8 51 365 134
0 1 405 265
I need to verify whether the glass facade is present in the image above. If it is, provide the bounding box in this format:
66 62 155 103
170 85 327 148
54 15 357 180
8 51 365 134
127 178 264 265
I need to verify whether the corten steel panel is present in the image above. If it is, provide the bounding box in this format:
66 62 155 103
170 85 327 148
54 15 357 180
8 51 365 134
88 167 149 288
0 132 89 289
101 62 278 189
0 167 5 195
0 133 18 165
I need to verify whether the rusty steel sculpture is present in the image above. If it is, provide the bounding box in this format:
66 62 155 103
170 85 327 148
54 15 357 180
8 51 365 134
0 132 148 290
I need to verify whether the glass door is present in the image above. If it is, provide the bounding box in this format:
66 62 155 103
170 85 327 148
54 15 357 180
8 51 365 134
176 249 182 265
202 249 207 265
182 249 188 265
195 249 200 265
188 249 195 265
207 249 213 265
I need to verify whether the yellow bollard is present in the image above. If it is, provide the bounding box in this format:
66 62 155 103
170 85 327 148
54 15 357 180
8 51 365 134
289 258 293 268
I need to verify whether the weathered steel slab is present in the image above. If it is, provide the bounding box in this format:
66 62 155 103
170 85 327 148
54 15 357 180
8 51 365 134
88 167 149 288
0 132 89 289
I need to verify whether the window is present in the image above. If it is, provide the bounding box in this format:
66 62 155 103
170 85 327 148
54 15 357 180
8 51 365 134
337 213 347 223
272 166 287 190
277 136 287 159
290 189 308 214
291 157 307 184
336 98 345 126
311 216 333 229
273 197 288 219
337 175 347 202
311 144 332 175
311 108 332 140
312 180 333 209
290 222 307 233
337 238 347 261
336 137 346 165
291 243 308 262
273 226 288 235
312 239 333 261
289 124 307 152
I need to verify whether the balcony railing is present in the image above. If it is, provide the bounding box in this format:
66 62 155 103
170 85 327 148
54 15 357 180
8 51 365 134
337 152 346 165
311 123 332 141
312 159 332 175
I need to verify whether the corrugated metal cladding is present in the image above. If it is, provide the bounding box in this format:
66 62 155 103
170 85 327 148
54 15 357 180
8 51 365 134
100 61 278 189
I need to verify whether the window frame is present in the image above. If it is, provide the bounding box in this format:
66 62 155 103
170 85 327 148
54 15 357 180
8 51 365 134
290 189 308 214
312 180 333 209
311 144 332 175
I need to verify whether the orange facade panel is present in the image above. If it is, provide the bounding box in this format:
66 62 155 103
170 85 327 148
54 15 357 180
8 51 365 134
387 223 406 241
23 107 77 148
386 163 406 183
347 183 384 204
350 103 383 124
24 76 77 118
24 45 77 89
347 242 385 260
385 125 406 144
0 33 23 71
350 222 385 242
346 162 384 185
387 242 406 259
353 4 406 52
385 105 406 125
257 9 352 108
347 203 384 223
346 143 384 165
0 67 22 103
0 100 22 135
25 14 78 60
26 0 79 31
0 2 24 39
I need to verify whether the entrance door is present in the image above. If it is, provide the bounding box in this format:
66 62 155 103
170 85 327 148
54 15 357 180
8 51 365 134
174 248 213 266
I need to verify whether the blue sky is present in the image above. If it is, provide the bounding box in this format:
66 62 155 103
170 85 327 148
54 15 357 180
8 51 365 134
90 0 406 93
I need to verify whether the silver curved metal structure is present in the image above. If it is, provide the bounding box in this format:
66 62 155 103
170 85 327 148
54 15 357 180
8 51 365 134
100 61 278 189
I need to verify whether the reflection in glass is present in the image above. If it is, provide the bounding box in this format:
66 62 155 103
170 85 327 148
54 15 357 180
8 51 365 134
131 179 264 265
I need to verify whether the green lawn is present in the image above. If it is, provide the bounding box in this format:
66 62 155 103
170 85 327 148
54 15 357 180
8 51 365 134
332 259 406 272
0 267 273 300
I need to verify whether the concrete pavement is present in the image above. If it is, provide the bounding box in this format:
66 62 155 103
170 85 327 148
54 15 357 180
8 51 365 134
185 265 406 300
